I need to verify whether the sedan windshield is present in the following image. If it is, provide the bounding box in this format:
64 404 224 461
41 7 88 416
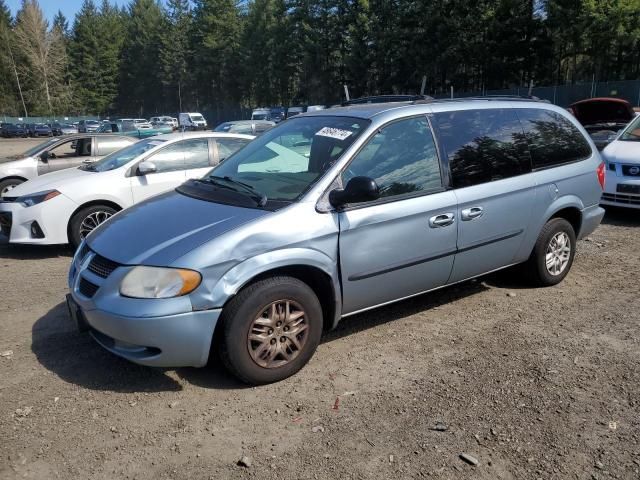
203 116 370 204
85 138 166 172
18 138 60 158
619 115 640 141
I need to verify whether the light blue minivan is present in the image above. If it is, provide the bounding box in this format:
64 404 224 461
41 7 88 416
67 98 606 384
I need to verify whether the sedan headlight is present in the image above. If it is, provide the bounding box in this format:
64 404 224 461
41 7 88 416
18 189 61 207
120 266 201 299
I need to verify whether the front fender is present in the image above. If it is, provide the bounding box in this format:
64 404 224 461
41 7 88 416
197 247 342 326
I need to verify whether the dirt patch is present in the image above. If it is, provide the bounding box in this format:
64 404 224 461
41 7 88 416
1 208 639 479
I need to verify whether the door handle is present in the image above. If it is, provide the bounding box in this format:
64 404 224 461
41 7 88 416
429 213 455 228
461 206 483 221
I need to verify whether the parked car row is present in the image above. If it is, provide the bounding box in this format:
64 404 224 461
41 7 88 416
1 122 79 138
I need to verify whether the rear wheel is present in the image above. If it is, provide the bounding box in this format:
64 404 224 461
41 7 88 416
219 276 323 385
69 204 117 248
0 178 24 197
525 218 576 286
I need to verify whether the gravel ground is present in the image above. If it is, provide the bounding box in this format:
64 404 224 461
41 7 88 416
0 137 49 157
1 136 639 479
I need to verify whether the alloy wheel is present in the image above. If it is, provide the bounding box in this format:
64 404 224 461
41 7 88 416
545 231 571 276
247 300 309 368
79 211 113 238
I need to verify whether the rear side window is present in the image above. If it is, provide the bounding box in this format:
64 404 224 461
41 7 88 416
215 138 250 162
517 109 592 169
433 108 532 188
96 137 132 156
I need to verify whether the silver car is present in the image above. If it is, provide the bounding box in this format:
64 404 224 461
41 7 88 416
67 98 605 385
0 135 136 196
601 113 640 208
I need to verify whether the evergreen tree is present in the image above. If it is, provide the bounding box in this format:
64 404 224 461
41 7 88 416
118 0 165 115
191 0 243 111
52 9 69 37
160 0 192 112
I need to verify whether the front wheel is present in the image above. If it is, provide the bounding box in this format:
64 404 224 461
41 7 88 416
525 218 576 286
0 178 24 197
68 204 117 248
219 276 323 385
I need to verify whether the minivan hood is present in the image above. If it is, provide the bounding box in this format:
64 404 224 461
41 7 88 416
87 190 271 265
8 167 92 196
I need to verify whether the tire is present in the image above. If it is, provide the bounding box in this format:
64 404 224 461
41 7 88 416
0 178 24 197
219 276 323 385
68 204 117 248
525 218 576 287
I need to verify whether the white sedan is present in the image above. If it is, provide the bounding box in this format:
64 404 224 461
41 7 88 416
601 114 640 209
0 132 254 246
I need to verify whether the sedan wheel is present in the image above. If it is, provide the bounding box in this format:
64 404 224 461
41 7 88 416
69 204 117 248
79 210 114 239
0 179 23 197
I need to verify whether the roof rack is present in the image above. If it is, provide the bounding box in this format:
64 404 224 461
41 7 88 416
412 95 549 105
342 94 433 106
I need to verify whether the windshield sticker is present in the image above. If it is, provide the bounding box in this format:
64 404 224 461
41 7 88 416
315 127 353 141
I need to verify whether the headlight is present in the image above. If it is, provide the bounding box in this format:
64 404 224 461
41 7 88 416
18 189 61 207
120 266 201 299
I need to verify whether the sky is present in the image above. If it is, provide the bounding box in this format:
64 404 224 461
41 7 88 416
6 0 166 23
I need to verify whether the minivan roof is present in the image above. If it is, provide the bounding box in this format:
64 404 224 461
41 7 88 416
301 96 552 120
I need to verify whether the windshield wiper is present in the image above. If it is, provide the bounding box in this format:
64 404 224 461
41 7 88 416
79 163 98 171
200 175 268 207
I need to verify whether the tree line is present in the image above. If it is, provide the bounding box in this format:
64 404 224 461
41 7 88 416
0 0 639 118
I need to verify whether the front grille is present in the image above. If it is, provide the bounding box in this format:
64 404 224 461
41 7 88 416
79 277 99 298
602 192 640 205
622 165 640 177
88 254 120 279
0 212 12 237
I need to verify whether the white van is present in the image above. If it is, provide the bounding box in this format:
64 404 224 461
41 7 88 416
179 112 207 130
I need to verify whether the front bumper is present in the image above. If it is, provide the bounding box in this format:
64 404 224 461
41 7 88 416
0 194 77 244
601 163 640 209
68 245 219 368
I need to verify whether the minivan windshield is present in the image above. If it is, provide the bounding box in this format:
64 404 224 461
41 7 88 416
82 138 166 172
191 114 205 122
200 116 369 204
619 115 640 141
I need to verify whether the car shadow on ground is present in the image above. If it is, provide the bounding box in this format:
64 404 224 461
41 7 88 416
323 279 490 343
601 206 640 227
31 301 248 392
0 238 73 259
32 281 491 392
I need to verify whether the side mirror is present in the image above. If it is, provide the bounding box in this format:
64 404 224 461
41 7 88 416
329 176 380 208
137 161 157 176
39 151 49 162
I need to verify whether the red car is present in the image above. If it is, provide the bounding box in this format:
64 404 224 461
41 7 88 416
568 97 637 150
